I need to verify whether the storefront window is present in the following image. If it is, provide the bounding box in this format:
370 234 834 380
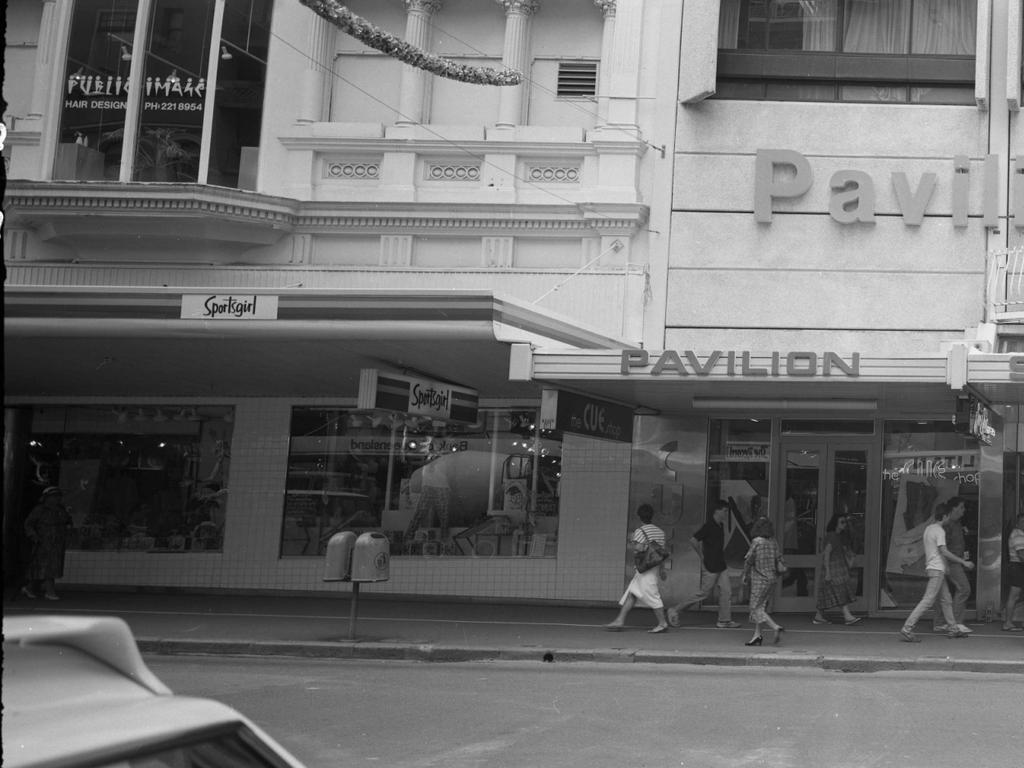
56 0 137 179
281 408 562 558
55 0 269 186
24 405 233 552
707 419 771 566
879 420 979 610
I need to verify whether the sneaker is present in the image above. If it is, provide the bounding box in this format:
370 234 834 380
716 620 741 629
666 608 681 627
20 586 37 599
43 593 60 601
898 628 920 643
932 624 949 633
954 624 974 634
947 628 967 639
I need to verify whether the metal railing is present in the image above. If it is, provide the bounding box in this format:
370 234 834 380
987 247 1024 321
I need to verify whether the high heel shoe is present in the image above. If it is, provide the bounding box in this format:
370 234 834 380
744 636 763 646
773 626 785 645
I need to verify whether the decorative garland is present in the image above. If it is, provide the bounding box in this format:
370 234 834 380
297 0 523 86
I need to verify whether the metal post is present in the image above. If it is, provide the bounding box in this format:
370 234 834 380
348 581 360 640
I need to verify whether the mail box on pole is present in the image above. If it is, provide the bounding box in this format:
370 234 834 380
323 531 357 582
351 532 390 582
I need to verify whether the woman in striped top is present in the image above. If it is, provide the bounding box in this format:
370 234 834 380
604 504 669 633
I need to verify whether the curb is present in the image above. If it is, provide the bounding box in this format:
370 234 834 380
135 638 1024 674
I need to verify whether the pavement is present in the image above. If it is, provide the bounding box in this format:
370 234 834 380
3 587 1023 674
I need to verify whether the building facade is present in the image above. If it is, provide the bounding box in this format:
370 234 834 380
3 0 1022 620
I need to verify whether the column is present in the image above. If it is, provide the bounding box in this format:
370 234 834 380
494 0 539 127
603 0 642 131
593 0 616 125
29 0 60 119
298 12 336 123
396 0 443 125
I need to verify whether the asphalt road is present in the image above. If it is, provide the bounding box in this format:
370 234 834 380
146 655 1021 768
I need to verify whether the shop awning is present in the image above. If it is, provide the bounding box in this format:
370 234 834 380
3 288 632 400
510 346 962 414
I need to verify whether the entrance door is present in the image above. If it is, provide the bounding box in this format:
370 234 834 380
774 438 876 614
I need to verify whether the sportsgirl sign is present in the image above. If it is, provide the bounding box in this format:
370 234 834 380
754 149 1023 228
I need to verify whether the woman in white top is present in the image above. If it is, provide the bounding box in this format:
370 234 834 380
604 504 669 633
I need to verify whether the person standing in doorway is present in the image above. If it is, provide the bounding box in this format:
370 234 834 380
899 502 974 642
21 486 73 601
932 497 973 635
812 513 861 625
1003 513 1024 632
604 504 669 633
666 499 741 629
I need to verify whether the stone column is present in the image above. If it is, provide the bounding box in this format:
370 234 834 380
396 0 443 125
29 0 60 119
494 0 539 127
593 0 616 125
603 0 641 131
298 12 335 123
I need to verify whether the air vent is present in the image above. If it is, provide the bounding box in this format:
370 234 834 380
557 61 597 98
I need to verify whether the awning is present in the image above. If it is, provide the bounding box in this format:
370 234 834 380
510 346 960 414
3 288 631 400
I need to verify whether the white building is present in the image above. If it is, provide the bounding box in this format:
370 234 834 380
4 0 1022 621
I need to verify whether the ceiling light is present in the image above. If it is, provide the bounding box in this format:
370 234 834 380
121 44 132 61
220 45 233 60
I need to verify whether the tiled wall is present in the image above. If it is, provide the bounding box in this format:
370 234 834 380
64 399 634 603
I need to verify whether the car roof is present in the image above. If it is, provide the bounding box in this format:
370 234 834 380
3 615 307 768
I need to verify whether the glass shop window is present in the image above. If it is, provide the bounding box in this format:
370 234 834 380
25 406 233 552
878 420 979 610
716 0 977 104
281 408 562 558
707 419 771 568
54 0 270 186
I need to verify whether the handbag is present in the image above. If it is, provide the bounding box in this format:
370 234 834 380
776 554 789 574
634 527 670 573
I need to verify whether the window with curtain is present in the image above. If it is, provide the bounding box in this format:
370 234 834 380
716 0 976 104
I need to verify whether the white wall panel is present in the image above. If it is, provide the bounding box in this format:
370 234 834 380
670 213 987 271
677 102 988 157
665 269 984 330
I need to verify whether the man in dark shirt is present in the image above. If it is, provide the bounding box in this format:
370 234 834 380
667 499 741 629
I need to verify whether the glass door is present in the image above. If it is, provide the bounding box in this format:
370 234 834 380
774 439 874 613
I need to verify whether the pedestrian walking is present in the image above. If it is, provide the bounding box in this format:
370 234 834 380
812 513 861 626
898 502 974 643
604 504 669 633
741 517 786 646
666 499 741 629
1003 512 1024 632
931 497 973 635
21 486 73 601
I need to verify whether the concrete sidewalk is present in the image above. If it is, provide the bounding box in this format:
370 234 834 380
3 588 1022 674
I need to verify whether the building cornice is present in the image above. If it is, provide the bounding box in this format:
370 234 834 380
3 181 649 245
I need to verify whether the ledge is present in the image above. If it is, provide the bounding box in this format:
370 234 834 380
4 181 650 246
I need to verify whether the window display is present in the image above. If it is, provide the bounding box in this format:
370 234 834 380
25 406 233 552
879 421 979 609
55 0 270 186
281 407 561 557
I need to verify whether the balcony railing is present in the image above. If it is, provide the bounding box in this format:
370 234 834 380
987 247 1024 322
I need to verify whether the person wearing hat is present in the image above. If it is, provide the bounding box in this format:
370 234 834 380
21 486 73 600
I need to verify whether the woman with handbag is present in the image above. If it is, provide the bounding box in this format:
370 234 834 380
604 504 670 633
741 517 786 646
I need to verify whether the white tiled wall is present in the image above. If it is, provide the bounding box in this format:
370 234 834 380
63 400 634 603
